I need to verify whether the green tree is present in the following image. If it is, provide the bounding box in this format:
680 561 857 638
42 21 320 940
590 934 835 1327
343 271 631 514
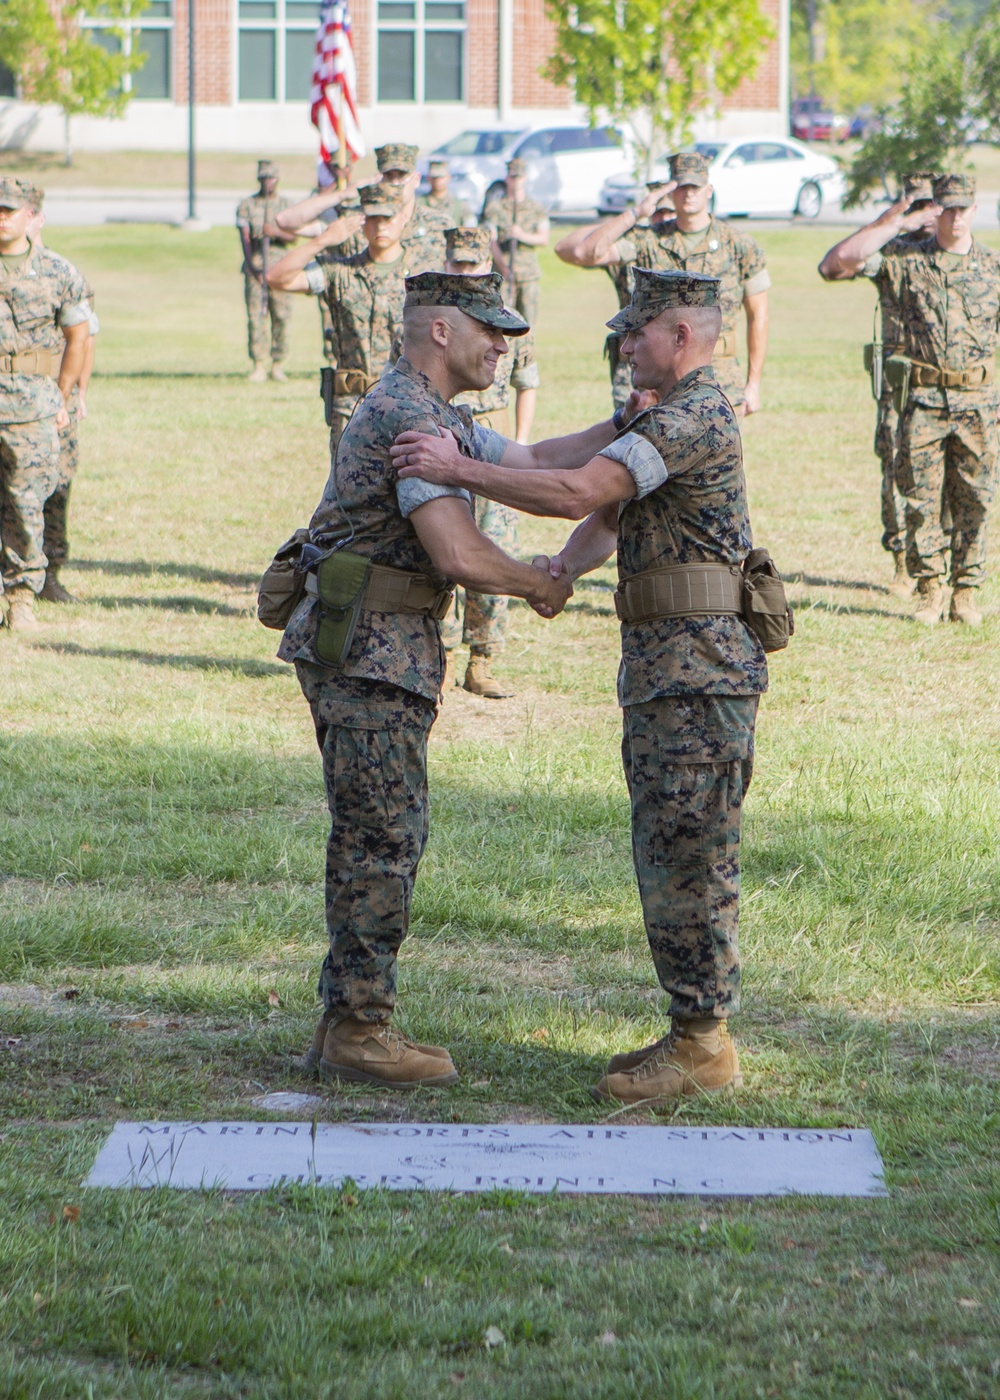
791 0 936 110
543 0 774 176
0 0 148 164
841 47 969 207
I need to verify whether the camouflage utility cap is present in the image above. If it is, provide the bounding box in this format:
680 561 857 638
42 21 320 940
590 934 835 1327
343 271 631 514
0 176 29 211
669 152 710 187
933 172 975 208
404 271 530 334
506 157 527 177
257 159 280 179
359 182 407 216
903 171 936 203
21 182 43 212
445 226 491 263
607 268 720 332
428 159 449 177
376 143 419 175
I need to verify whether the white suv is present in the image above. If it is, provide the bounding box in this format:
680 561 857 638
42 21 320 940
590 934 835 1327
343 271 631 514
418 124 634 215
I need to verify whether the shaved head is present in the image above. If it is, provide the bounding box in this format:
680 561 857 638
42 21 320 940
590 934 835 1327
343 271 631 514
402 304 467 353
402 304 509 395
657 304 721 350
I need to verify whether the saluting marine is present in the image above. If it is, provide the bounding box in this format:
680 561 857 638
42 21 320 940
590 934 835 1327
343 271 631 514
375 143 450 275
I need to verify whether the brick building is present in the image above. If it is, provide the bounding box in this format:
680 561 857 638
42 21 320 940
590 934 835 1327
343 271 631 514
0 0 788 153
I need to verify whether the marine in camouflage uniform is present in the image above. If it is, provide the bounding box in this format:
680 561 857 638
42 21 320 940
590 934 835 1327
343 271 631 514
419 159 473 229
821 173 999 624
0 176 91 628
391 269 767 1103
43 281 99 600
483 157 549 328
236 160 295 381
605 260 635 410
277 271 549 1089
375 144 450 276
440 226 541 696
300 184 412 450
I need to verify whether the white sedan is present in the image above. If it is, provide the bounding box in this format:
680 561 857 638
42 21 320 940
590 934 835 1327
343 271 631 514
597 136 846 219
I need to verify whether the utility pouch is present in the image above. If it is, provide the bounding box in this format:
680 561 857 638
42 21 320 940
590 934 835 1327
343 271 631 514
313 549 371 666
333 368 376 397
742 548 794 653
319 366 335 427
257 528 312 630
884 355 912 415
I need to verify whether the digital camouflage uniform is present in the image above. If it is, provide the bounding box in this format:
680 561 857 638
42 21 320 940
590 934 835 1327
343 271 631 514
43 285 99 571
400 201 450 276
236 190 294 365
314 189 365 362
483 192 547 327
441 331 541 653
0 236 89 598
599 303 767 1017
419 190 472 229
613 218 770 408
870 231 927 554
304 248 411 449
278 355 508 1021
868 233 1000 585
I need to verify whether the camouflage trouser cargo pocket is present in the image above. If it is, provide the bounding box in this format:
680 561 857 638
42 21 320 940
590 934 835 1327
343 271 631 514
296 664 436 1023
622 695 757 1020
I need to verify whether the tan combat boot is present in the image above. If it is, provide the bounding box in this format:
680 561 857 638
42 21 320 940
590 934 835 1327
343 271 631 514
6 587 40 631
887 553 915 600
949 587 983 626
248 362 267 383
270 362 288 383
606 1031 674 1076
464 651 514 698
593 1019 742 1105
40 568 78 604
302 1008 453 1074
913 577 947 626
320 1017 459 1089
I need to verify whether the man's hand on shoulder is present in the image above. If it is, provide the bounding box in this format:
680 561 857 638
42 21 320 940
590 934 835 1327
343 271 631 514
392 427 465 485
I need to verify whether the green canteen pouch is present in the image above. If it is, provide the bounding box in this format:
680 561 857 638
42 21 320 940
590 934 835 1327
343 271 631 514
257 527 312 630
742 548 794 654
884 354 912 415
313 549 371 666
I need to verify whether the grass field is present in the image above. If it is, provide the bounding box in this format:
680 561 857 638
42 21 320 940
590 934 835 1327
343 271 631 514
0 225 998 1398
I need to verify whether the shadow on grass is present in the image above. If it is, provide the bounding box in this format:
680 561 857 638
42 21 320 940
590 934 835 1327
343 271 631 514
85 595 248 618
566 600 615 619
71 559 260 589
32 641 288 678
793 595 901 621
789 573 889 595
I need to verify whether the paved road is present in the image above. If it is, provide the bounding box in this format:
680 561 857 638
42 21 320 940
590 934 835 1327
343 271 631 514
43 185 1000 230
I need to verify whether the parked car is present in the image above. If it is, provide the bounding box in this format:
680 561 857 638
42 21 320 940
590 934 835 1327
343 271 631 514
790 96 850 142
417 124 634 214
596 137 846 220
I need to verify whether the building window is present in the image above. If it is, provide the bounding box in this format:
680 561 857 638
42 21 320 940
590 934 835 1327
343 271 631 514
0 62 16 98
84 1 173 101
238 0 318 102
377 0 465 103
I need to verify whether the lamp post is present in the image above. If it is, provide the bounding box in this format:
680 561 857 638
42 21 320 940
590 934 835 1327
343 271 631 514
188 0 195 220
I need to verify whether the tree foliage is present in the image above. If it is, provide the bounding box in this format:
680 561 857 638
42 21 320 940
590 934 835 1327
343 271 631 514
543 0 774 174
791 0 937 110
842 46 970 207
0 0 148 134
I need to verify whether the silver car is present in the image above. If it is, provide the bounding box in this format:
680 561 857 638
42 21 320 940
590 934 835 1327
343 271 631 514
418 124 634 215
597 137 846 219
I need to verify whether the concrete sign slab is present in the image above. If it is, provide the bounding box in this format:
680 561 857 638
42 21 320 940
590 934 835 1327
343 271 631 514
85 1121 887 1197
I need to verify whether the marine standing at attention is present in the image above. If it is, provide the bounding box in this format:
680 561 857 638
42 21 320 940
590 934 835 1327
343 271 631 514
441 226 542 698
819 173 998 626
375 144 451 275
483 158 550 328
236 160 296 383
279 271 640 1089
555 152 771 417
267 183 411 451
393 269 767 1103
0 176 91 632
419 159 473 229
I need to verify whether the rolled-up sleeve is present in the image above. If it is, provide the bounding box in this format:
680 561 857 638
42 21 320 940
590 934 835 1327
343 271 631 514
600 432 667 498
57 302 92 329
396 479 474 518
304 261 327 296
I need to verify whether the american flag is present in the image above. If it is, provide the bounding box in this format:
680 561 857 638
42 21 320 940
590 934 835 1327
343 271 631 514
311 0 365 164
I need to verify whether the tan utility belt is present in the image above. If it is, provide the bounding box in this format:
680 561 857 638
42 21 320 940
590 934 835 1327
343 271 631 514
0 349 61 377
615 563 744 625
307 561 452 620
909 359 994 389
713 330 738 359
332 368 380 397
